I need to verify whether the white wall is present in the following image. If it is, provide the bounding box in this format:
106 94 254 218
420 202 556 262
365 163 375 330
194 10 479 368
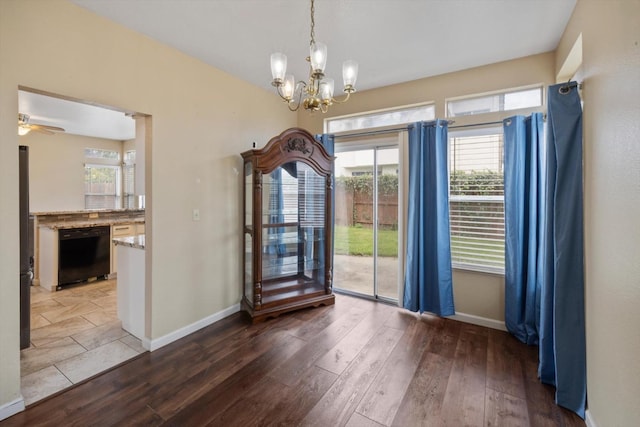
0 0 295 416
21 132 124 212
556 1 640 425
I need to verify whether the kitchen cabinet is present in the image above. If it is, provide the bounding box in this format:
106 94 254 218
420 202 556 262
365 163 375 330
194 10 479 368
111 223 144 274
38 227 58 291
114 236 146 342
241 128 335 323
32 210 145 291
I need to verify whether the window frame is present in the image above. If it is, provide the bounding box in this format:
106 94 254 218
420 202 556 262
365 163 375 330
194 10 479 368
448 126 505 275
122 150 136 209
324 102 435 134
83 148 122 210
445 84 544 119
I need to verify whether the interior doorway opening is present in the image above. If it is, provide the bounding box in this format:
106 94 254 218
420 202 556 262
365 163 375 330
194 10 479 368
17 86 151 405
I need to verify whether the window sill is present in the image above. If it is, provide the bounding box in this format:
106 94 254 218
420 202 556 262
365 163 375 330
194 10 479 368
452 263 505 277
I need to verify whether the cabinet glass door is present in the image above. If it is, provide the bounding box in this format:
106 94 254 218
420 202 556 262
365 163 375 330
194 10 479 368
261 161 326 289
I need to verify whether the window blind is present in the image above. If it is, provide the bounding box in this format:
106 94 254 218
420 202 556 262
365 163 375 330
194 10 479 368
449 133 505 272
298 163 325 228
122 163 136 209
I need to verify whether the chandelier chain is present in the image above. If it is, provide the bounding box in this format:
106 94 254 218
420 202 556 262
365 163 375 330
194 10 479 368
310 0 315 46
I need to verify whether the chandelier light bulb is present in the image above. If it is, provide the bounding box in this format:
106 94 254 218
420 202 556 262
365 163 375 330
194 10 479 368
310 42 327 74
282 75 296 99
270 53 287 82
320 78 334 102
342 60 359 89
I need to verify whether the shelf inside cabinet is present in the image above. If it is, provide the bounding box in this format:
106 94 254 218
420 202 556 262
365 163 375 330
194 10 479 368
261 276 326 309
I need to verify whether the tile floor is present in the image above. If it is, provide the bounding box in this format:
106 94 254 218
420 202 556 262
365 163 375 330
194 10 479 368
21 279 145 405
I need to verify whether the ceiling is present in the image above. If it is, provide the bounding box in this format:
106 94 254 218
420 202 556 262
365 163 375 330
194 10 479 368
21 0 577 140
19 90 136 140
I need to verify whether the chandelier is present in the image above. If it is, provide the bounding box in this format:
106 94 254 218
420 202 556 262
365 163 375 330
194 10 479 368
270 0 358 113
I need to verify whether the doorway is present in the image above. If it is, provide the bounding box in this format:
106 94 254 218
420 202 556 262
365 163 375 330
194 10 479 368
17 87 150 405
333 139 401 303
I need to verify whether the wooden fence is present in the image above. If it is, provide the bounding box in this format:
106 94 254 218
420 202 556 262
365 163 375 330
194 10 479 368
335 187 398 229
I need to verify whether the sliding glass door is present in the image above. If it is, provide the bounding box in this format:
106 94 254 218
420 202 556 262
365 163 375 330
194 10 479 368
333 143 400 302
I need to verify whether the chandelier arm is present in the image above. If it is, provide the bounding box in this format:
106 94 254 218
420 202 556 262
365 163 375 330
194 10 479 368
329 91 353 105
286 81 307 111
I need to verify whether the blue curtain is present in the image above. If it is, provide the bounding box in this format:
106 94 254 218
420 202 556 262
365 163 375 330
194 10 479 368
503 82 586 418
539 82 586 417
503 113 545 345
403 120 455 316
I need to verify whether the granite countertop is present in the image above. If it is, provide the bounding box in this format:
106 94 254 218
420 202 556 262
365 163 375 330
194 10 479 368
33 209 144 216
40 218 145 230
113 235 145 250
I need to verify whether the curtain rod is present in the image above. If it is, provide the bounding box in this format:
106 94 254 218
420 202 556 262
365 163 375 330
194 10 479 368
449 120 503 129
332 116 548 139
332 126 408 140
332 119 497 139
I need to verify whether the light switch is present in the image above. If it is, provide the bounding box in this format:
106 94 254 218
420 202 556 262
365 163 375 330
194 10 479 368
192 209 200 221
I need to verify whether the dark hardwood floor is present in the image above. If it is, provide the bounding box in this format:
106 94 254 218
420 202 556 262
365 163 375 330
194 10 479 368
2 293 585 426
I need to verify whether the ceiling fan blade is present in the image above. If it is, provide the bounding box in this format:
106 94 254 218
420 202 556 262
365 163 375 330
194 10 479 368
31 124 65 133
29 125 54 135
35 124 65 132
18 113 65 135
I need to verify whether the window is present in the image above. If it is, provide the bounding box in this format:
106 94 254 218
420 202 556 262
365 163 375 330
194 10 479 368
325 103 435 133
85 165 121 209
449 130 505 273
122 150 136 209
84 148 121 209
446 86 543 118
84 148 120 161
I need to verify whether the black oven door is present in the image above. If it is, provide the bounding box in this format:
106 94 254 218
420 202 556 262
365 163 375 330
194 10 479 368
58 226 111 286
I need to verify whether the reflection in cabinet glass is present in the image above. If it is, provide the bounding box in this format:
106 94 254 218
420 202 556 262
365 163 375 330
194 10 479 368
242 128 335 322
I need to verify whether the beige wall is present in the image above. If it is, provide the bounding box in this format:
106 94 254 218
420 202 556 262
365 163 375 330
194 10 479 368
298 51 556 133
300 52 557 324
3 0 637 422
0 0 294 413
21 132 124 212
556 1 640 425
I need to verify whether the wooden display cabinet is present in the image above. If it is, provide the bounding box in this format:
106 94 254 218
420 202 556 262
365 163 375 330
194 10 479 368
241 128 335 322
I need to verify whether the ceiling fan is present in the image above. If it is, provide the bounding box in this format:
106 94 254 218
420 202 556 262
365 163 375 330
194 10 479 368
18 113 65 136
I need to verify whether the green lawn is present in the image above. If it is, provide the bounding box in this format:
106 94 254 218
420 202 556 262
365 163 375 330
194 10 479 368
334 225 398 257
334 226 503 265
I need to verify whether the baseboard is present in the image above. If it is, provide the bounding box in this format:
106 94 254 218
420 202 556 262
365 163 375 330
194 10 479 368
145 303 241 351
448 311 507 331
585 409 598 427
0 397 25 422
